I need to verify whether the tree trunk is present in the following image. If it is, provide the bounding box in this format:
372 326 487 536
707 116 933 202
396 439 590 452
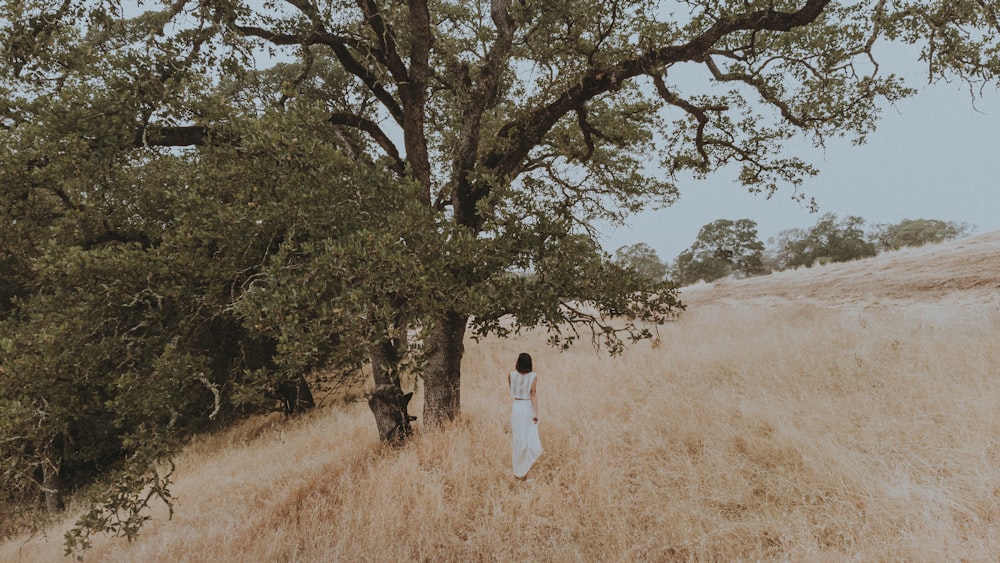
41 439 64 513
367 338 415 446
277 373 316 414
368 384 415 446
423 311 467 427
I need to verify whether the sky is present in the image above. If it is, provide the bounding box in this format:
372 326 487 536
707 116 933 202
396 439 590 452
598 77 1000 262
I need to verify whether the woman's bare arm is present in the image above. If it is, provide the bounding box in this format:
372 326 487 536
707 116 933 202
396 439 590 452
530 377 538 422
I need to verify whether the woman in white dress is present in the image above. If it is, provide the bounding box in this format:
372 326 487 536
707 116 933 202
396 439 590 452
508 352 543 480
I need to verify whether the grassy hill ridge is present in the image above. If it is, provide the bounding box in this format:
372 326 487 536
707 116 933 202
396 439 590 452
681 229 1000 307
3 231 999 562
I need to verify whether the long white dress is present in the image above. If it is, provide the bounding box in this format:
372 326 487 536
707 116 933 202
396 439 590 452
509 370 543 478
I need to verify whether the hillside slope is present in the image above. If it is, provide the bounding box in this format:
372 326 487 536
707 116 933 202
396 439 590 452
680 229 1000 307
3 232 999 562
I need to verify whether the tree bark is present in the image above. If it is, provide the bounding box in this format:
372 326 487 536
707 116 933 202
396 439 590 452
423 311 467 426
277 373 316 414
368 384 415 446
40 439 64 513
367 337 415 445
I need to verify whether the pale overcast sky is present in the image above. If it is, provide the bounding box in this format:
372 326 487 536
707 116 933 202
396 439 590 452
599 76 1000 262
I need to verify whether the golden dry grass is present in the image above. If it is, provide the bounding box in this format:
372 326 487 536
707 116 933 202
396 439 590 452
4 232 1000 562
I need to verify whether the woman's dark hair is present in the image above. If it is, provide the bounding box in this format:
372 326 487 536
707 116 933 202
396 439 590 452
516 352 533 374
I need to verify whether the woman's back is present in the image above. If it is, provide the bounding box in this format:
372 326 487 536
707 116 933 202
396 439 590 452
509 370 536 400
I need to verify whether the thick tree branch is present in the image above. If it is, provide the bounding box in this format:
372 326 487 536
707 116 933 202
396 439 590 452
575 105 597 163
136 116 404 177
398 0 434 203
137 125 209 147
230 24 307 46
448 0 516 228
230 23 405 125
356 0 410 83
326 41 404 125
482 0 833 181
273 0 404 124
83 228 154 251
408 0 433 87
282 0 322 23
327 112 406 174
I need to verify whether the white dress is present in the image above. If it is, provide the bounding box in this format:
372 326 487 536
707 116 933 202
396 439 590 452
509 370 543 478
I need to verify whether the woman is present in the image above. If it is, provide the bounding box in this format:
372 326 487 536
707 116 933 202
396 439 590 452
508 352 543 480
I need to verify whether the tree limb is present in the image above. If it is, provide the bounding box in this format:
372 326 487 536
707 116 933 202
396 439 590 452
448 0 517 228
482 0 833 181
355 0 410 84
276 45 316 109
574 105 597 162
326 41 404 125
230 22 406 125
701 55 810 127
651 73 725 169
400 0 434 202
327 112 406 174
4 0 74 77
136 125 210 147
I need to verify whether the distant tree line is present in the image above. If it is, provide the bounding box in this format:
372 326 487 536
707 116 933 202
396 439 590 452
615 216 973 286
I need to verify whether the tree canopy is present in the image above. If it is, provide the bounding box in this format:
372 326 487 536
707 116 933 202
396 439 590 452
673 218 766 284
771 213 878 268
874 218 972 251
2 0 1000 550
615 242 669 282
763 215 973 270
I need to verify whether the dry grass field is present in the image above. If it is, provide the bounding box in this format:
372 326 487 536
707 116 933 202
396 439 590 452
3 231 1000 562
